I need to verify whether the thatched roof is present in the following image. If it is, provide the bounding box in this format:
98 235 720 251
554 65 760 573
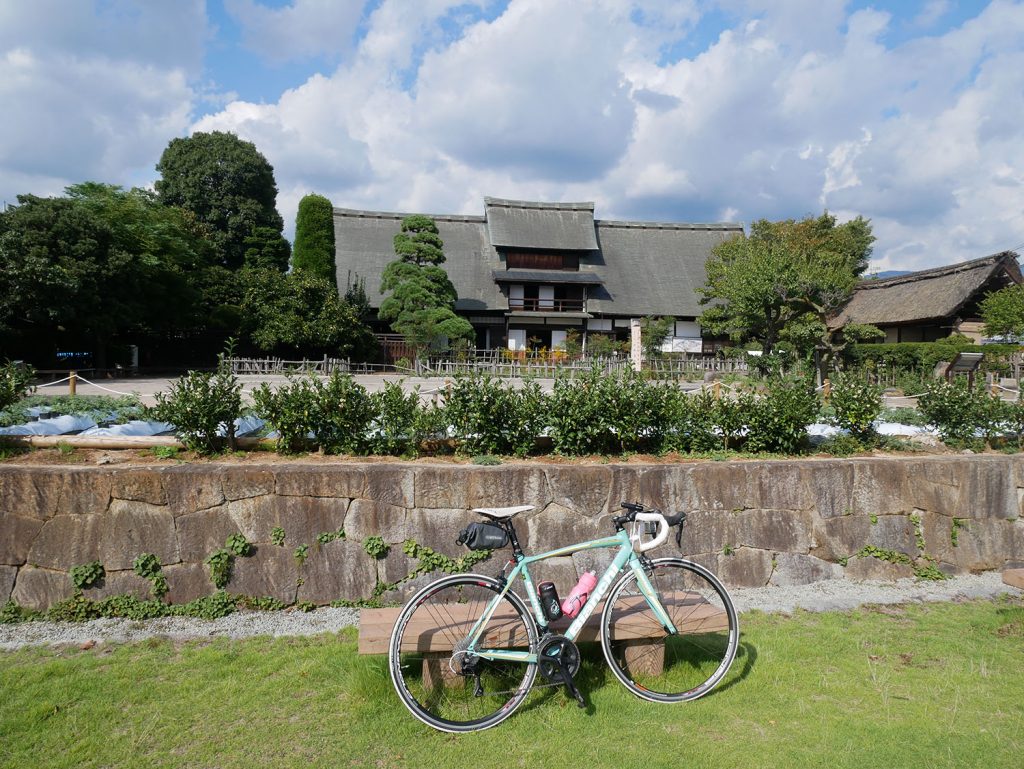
484 197 598 251
333 201 742 317
831 252 1022 328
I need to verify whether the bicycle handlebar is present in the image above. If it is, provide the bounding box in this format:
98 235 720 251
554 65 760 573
633 512 669 552
616 502 686 547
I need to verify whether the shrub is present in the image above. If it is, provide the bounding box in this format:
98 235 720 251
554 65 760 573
548 368 667 455
917 378 1006 447
442 373 546 456
252 372 375 455
69 560 105 590
829 371 883 443
368 380 423 456
150 365 243 454
745 376 819 454
0 360 35 411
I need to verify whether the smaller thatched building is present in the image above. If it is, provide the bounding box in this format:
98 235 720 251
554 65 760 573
831 252 1022 343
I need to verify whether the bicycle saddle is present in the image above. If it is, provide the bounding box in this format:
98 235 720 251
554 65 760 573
471 505 533 519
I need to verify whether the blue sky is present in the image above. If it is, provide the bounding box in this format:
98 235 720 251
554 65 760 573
3 1 1023 271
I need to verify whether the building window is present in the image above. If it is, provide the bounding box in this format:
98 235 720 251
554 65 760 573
506 251 580 270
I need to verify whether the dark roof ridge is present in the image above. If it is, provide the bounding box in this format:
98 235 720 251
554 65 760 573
597 219 743 231
333 207 485 223
484 196 594 212
858 251 1020 290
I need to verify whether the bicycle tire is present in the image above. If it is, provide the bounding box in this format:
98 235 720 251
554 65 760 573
600 558 739 702
388 573 539 732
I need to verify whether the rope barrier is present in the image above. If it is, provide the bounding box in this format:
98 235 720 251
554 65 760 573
33 376 73 388
73 376 139 397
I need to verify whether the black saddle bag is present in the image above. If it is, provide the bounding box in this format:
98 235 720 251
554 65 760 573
456 522 509 550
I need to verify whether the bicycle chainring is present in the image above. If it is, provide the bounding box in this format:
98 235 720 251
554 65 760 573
538 634 581 683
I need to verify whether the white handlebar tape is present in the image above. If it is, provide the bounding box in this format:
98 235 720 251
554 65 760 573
633 512 669 552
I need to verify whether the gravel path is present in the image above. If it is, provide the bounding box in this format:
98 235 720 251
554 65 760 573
1 573 1018 651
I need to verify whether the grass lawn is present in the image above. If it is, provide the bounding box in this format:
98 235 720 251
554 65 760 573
2 597 1022 769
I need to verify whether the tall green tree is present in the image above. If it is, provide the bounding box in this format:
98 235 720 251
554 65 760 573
980 284 1024 339
155 131 289 271
699 212 877 377
0 184 210 364
241 269 375 359
292 193 337 286
379 215 473 354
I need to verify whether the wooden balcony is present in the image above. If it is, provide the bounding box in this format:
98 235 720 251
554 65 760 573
508 298 586 312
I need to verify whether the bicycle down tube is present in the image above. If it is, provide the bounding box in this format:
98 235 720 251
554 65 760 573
462 529 677 664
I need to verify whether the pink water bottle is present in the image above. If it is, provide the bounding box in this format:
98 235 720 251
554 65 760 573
561 570 597 618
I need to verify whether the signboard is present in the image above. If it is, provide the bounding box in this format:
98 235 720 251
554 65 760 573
661 337 703 354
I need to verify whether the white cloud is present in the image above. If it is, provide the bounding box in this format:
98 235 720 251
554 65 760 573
224 0 368 63
0 2 203 203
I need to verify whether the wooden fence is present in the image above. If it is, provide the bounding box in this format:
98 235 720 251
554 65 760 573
226 356 351 375
420 350 748 379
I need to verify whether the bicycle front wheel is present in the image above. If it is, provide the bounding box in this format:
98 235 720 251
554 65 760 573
601 558 738 702
388 574 539 733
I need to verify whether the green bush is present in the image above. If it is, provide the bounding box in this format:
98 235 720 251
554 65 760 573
829 371 883 443
0 361 35 411
745 376 819 454
252 372 375 455
548 368 668 455
442 374 546 456
917 379 1005 447
69 560 105 590
150 366 243 454
368 380 422 455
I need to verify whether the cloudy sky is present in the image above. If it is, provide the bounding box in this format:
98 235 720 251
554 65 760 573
2 0 1023 272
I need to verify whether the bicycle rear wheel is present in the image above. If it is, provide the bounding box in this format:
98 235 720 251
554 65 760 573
388 574 538 732
601 558 738 702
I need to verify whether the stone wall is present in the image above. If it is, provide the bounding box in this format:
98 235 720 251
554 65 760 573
2 456 1023 610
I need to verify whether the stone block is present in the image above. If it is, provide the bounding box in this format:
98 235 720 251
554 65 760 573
12 567 73 610
100 499 179 571
680 510 734 556
713 548 773 588
276 465 366 498
733 509 812 554
413 466 469 509
853 460 909 516
345 499 408 543
0 565 16 602
376 572 438 605
637 465 701 515
812 514 915 562
163 562 213 604
0 513 43 565
545 465 614 517
28 514 103 570
0 468 62 519
226 495 278 542
296 539 377 604
757 462 810 510
959 458 1017 520
83 570 153 601
378 546 416 587
940 518 1012 571
222 468 276 501
905 459 963 515
843 555 915 581
229 546 300 604
692 463 759 512
56 470 112 515
465 467 548 511
164 466 224 513
802 461 853 519
522 503 604 553
277 495 346 547
606 466 644 513
406 508 478 554
176 506 240 563
365 466 415 508
112 470 167 505
769 553 843 586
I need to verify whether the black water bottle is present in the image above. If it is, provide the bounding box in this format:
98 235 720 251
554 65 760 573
538 581 563 621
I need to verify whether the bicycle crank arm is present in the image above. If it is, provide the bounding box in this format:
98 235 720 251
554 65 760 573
558 657 586 709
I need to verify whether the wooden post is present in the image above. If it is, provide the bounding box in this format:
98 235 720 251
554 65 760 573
822 378 831 403
69 370 77 396
630 318 642 373
713 380 721 400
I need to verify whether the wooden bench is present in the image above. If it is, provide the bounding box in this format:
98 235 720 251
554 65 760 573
359 591 728 687
1004 569 1024 590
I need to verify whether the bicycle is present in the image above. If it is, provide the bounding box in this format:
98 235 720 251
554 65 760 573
388 501 739 732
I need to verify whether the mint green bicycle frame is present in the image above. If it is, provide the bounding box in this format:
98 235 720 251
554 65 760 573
462 528 678 664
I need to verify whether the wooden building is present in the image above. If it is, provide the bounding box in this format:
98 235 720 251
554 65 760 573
333 197 742 352
831 252 1022 343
